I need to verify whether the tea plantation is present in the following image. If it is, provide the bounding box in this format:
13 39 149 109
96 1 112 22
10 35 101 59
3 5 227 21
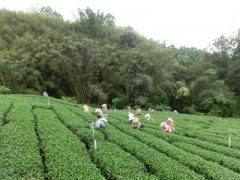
0 94 240 179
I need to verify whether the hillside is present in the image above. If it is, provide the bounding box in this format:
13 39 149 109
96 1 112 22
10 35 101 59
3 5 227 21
0 94 240 179
1 8 240 116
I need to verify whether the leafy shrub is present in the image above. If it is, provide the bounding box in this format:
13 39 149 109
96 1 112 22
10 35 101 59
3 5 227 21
0 85 11 94
0 102 43 179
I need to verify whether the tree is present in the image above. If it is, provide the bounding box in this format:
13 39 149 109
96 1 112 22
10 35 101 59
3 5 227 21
75 7 115 39
119 27 138 47
40 6 63 19
0 8 239 116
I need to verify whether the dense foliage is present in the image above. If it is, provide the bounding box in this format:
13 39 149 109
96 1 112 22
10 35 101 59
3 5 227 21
1 94 240 179
0 7 240 116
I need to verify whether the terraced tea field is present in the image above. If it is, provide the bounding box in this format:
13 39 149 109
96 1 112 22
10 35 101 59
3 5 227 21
0 94 240 179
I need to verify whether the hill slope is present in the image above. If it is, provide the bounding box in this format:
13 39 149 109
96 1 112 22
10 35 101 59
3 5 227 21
0 94 240 179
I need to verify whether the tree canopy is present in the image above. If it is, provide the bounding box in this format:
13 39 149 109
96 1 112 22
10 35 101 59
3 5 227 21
0 7 239 117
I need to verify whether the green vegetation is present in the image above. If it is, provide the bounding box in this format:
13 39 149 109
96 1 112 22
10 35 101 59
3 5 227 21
0 7 240 116
108 119 240 179
0 101 43 179
33 108 103 179
0 85 11 94
1 94 240 179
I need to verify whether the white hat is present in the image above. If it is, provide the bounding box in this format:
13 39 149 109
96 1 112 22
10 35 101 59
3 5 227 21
145 114 151 120
95 108 103 116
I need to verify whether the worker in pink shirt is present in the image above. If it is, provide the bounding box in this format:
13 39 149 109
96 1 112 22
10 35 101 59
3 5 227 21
160 118 175 132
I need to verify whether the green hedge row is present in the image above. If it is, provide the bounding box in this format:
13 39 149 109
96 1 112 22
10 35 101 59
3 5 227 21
0 102 44 179
176 124 240 139
54 106 157 179
70 107 96 123
144 128 240 173
103 122 203 179
173 142 240 173
54 106 89 129
34 108 104 179
143 125 240 160
53 105 105 142
109 109 240 153
0 100 12 126
109 117 240 179
109 109 240 139
90 141 157 179
126 113 240 160
175 128 240 149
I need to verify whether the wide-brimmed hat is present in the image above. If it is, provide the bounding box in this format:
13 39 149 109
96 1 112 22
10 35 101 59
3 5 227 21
145 114 151 120
132 117 139 123
95 108 103 116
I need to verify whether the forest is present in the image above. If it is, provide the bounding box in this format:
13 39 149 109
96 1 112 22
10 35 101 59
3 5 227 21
0 7 239 117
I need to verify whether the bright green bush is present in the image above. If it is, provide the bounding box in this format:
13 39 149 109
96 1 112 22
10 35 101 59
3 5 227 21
0 86 11 94
34 108 104 179
104 123 203 179
109 118 240 179
0 102 44 179
1 95 240 179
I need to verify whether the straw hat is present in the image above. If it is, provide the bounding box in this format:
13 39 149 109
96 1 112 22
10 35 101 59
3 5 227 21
132 117 139 123
145 114 151 120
